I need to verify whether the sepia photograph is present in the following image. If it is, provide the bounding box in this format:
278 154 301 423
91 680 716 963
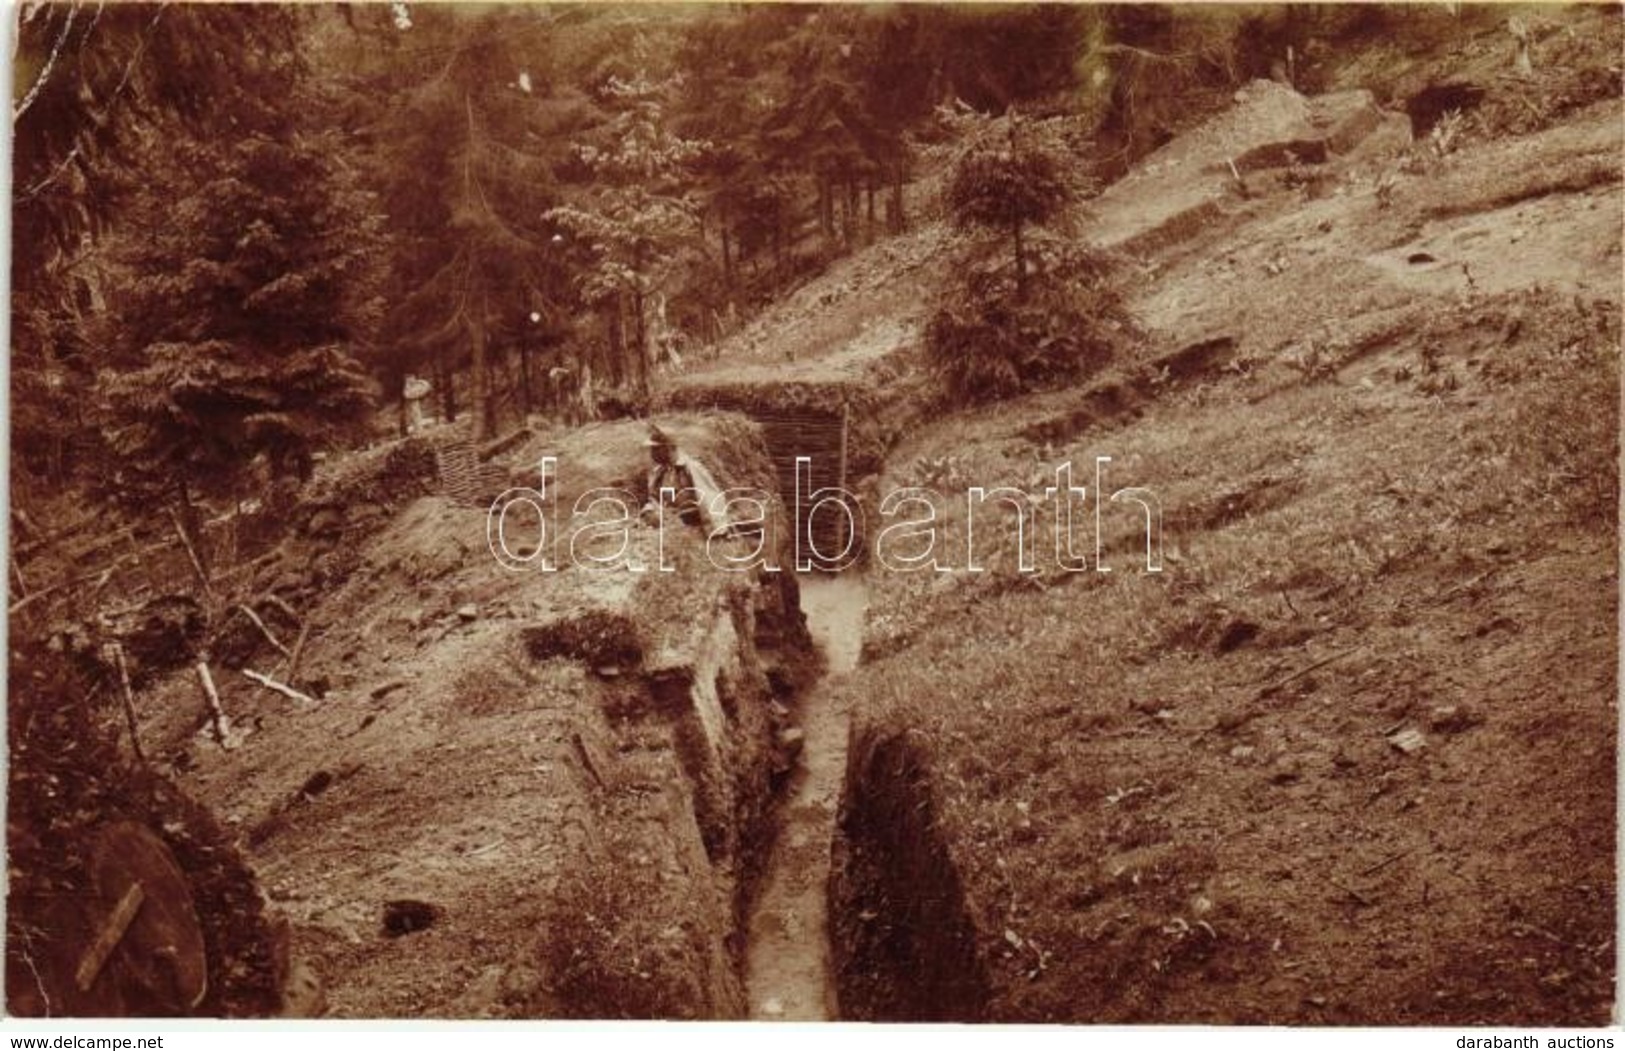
4 0 1620 1034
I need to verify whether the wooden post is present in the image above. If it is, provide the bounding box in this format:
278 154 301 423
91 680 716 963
838 401 851 555
108 643 146 766
196 659 233 747
837 401 849 494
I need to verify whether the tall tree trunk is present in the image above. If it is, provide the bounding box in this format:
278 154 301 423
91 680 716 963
518 340 533 416
633 288 648 395
719 199 734 294
469 297 492 442
817 176 830 243
1013 218 1027 301
436 348 456 423
632 245 649 395
607 305 625 388
866 180 876 242
774 210 785 278
890 159 906 233
845 176 859 246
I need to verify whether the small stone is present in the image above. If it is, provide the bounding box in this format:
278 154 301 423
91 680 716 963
307 509 344 537
761 997 784 1017
1270 757 1303 785
457 604 479 622
1387 728 1427 755
777 728 806 754
1229 745 1255 760
1428 704 1482 734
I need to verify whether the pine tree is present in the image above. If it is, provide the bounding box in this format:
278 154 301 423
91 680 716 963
944 113 1073 301
89 32 382 540
10 5 310 491
365 6 576 440
547 69 706 395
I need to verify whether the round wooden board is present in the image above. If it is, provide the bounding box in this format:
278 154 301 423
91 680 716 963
87 821 208 1014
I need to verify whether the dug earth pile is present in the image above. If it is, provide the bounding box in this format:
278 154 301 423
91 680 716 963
829 24 1620 1026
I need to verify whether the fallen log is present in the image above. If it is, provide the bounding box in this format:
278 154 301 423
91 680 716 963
242 667 319 707
168 507 213 596
234 604 290 658
283 616 314 683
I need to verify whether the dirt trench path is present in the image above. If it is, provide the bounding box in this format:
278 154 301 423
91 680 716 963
744 573 868 1021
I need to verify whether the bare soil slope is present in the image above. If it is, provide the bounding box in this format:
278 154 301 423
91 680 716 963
129 415 810 1018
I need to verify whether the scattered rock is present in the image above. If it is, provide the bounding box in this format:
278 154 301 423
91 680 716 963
777 727 806 754
280 955 327 1018
1270 756 1303 784
306 508 346 538
299 770 334 798
457 604 479 622
1387 727 1427 755
1428 704 1483 734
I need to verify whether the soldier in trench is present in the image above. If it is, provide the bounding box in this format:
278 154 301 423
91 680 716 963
641 425 754 542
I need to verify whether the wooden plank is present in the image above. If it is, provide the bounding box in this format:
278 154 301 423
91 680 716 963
74 882 145 992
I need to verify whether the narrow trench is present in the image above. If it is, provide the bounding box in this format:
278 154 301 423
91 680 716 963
744 570 868 1020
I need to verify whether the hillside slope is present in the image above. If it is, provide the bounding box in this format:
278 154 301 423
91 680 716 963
829 17 1621 1025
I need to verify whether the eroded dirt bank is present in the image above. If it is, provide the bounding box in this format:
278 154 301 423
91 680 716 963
829 724 990 1023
